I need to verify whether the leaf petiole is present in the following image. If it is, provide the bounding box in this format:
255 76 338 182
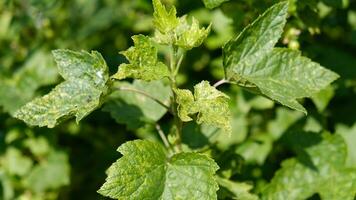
155 123 172 151
115 86 172 113
213 79 229 88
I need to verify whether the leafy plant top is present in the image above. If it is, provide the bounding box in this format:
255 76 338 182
11 0 344 199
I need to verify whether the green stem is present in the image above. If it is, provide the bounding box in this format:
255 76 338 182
155 123 171 150
169 45 183 151
213 79 229 88
174 53 184 76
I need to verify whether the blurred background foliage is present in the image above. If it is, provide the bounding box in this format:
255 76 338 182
0 0 355 199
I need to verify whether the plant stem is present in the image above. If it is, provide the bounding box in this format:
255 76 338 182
155 123 171 150
174 53 184 76
169 45 183 151
213 79 229 88
116 86 171 112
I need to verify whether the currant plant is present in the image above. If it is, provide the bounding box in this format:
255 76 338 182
13 0 343 199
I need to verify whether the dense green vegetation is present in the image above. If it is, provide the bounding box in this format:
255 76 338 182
0 0 355 199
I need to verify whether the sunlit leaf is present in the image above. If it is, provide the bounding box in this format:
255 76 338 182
202 0 230 9
223 1 289 81
152 0 179 33
98 140 219 200
14 49 109 128
113 35 169 81
175 81 231 133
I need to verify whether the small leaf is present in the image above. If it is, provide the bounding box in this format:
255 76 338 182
98 140 219 200
174 88 196 121
262 133 356 200
113 35 169 81
202 0 230 9
152 0 179 33
175 81 231 133
176 17 211 50
223 1 289 80
103 80 171 130
152 1 211 50
230 48 339 113
14 49 109 128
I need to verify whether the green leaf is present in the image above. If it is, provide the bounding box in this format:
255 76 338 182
202 0 230 9
223 2 339 113
174 81 231 133
152 1 211 50
14 49 109 128
152 0 179 34
174 88 196 122
98 140 219 200
267 108 303 140
236 134 273 165
155 16 211 50
262 133 356 200
103 80 171 130
0 170 14 200
23 136 50 157
0 50 58 114
223 1 289 80
233 48 339 113
23 150 70 193
113 35 169 81
322 0 349 8
311 85 335 112
175 17 211 50
4 147 33 176
216 177 258 200
336 123 356 167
